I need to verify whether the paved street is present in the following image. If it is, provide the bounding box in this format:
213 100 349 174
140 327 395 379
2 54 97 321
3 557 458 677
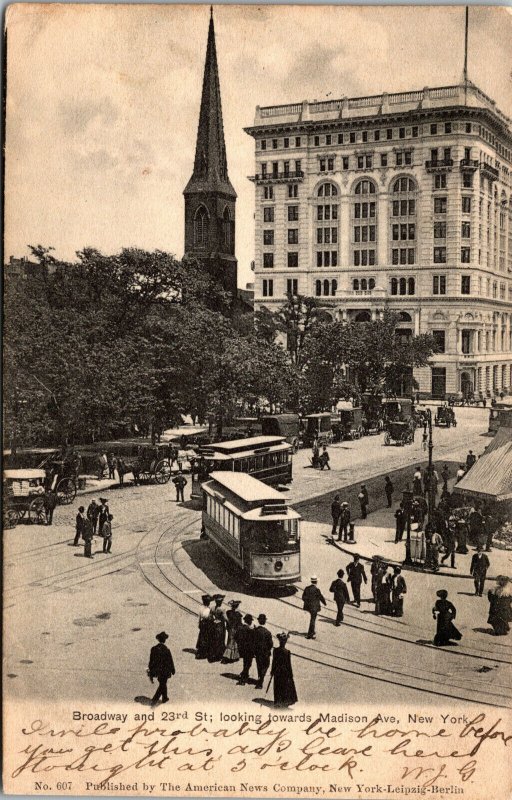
4 407 511 710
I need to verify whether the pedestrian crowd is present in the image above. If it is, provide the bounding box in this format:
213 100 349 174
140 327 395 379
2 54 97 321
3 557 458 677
73 497 113 558
192 594 298 707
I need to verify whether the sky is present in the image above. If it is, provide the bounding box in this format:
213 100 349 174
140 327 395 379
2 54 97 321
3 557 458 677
5 4 512 288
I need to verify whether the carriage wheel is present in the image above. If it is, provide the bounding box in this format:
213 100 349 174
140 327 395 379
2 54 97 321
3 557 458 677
29 497 46 524
5 508 20 528
56 478 77 505
139 471 151 483
384 432 391 445
154 459 171 484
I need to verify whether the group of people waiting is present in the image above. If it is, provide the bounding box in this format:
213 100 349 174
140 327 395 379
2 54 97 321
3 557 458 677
194 594 298 707
73 497 113 557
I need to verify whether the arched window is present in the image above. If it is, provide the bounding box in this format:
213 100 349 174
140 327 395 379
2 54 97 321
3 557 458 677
222 207 231 249
194 205 209 247
323 279 330 296
399 277 407 295
316 183 339 267
315 280 321 296
355 311 371 322
391 277 398 295
399 311 412 322
391 176 417 266
331 279 337 296
353 179 377 267
369 278 376 290
353 279 359 291
361 278 368 291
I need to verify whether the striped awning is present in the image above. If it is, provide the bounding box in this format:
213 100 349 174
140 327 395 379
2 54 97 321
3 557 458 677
454 426 512 501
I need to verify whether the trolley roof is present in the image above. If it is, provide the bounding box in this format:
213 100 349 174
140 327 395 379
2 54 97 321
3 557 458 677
4 469 46 480
205 472 300 520
201 435 288 453
208 471 285 501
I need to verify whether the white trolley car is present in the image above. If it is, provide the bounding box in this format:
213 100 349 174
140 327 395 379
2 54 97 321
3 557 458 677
202 471 301 585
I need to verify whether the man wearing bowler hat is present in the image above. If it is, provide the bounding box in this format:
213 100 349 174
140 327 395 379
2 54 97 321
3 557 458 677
148 631 175 707
253 614 273 689
302 576 326 639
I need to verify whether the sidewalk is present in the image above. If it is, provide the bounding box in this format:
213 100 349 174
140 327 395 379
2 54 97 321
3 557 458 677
330 498 512 581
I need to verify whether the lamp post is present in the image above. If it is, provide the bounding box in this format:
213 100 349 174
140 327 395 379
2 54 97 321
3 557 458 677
426 408 435 525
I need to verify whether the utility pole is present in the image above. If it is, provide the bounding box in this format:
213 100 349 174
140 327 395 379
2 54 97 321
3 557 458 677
403 486 413 566
426 409 435 525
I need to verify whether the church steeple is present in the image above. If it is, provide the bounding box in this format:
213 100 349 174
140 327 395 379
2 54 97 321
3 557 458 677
184 8 236 198
183 8 237 296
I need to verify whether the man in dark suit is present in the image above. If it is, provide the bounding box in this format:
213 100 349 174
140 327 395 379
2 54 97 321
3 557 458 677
329 569 350 625
253 614 273 689
43 490 57 525
330 495 341 540
73 506 86 546
236 614 255 685
339 503 351 542
302 576 326 639
470 546 490 596
346 554 368 607
148 631 175 706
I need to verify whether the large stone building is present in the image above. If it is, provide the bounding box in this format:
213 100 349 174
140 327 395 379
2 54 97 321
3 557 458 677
245 83 512 399
183 9 237 297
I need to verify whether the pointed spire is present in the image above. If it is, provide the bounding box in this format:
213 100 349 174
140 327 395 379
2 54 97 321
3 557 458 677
184 8 236 198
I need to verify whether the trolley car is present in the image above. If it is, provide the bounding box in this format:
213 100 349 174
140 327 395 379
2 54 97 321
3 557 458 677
191 435 293 497
202 471 301 584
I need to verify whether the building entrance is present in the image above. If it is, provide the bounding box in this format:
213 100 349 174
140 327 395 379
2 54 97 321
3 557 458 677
461 370 474 398
431 367 446 399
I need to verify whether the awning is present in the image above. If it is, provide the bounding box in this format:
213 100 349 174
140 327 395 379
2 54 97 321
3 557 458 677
454 426 512 501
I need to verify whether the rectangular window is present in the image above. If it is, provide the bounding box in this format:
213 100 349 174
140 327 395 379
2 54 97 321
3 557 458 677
432 330 446 352
362 131 368 142
261 163 267 177
317 228 323 244
462 196 472 213
343 156 349 170
463 172 473 188
381 153 388 167
263 230 274 245
287 252 298 268
461 247 470 263
324 228 331 244
314 135 320 147
392 249 399 265
272 139 278 149
288 184 298 198
284 137 289 149
350 131 356 143
461 222 471 238
369 225 376 242
434 247 447 263
262 279 273 297
272 162 278 176
295 136 301 147
331 252 338 267
316 251 322 267
331 227 338 244
326 134 332 145
433 275 446 295
430 123 437 134
466 123 472 133
338 133 344 145
400 248 407 265
261 139 267 150
399 127 405 139
319 158 326 172
288 206 299 221
434 197 447 214
434 222 446 238
324 205 331 221
434 174 446 189
263 252 274 269
404 151 412 165
328 157 335 171
387 128 393 140
287 278 298 296
366 155 372 168
288 229 298 244
396 152 403 166
444 122 452 134
444 147 451 161
263 207 274 222
324 251 330 267
283 160 290 175
358 155 364 169
295 160 301 173
354 226 361 242
461 275 471 295
354 251 360 266
317 206 323 221
374 130 380 142
412 126 418 138
332 205 338 220
408 249 415 264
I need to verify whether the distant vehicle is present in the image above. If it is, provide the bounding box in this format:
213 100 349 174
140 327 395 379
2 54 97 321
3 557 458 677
334 407 364 440
261 414 300 453
202 471 301 584
161 426 210 448
382 398 414 424
302 413 333 447
434 406 457 428
4 469 46 527
361 393 384 431
3 448 60 470
489 402 512 434
191 435 293 497
384 420 415 446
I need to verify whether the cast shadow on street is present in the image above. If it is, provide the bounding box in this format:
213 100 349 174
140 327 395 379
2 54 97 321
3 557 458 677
182 647 196 655
252 698 276 709
134 696 153 706
457 591 480 596
473 626 495 636
181 538 298 598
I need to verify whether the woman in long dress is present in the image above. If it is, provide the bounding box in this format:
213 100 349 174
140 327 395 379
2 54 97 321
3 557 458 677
195 594 212 659
223 600 242 662
433 589 462 646
376 564 393 615
208 594 227 662
487 576 512 636
270 633 298 707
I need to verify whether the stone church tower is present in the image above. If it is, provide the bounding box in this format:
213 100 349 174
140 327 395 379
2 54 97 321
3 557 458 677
183 9 237 296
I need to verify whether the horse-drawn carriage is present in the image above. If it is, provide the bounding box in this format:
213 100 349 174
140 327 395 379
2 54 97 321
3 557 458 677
384 420 415 446
333 407 364 440
44 453 81 504
434 406 457 428
123 443 175 484
4 469 47 527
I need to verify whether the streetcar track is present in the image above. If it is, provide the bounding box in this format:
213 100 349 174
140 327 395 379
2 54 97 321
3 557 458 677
135 523 511 708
